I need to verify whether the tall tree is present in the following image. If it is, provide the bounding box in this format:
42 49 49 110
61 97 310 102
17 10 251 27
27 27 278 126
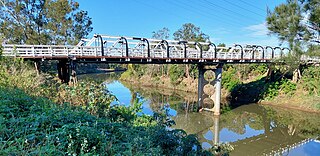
266 0 319 55
0 0 92 45
173 23 210 78
173 23 209 42
152 27 170 40
266 0 320 81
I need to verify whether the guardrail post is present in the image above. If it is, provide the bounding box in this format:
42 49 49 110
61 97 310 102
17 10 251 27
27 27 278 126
121 37 129 57
274 47 282 58
32 46 35 57
266 46 274 59
251 45 255 59
195 42 203 59
256 45 264 59
235 44 243 59
178 41 187 59
161 40 169 58
282 47 290 57
94 34 104 56
209 43 217 59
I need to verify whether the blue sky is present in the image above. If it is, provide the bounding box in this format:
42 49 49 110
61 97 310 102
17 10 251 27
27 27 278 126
77 0 286 47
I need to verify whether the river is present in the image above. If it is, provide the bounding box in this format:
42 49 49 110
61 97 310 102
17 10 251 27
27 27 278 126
79 73 320 156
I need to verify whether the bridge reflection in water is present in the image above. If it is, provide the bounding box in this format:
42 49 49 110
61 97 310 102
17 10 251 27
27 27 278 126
171 104 320 156
87 75 320 156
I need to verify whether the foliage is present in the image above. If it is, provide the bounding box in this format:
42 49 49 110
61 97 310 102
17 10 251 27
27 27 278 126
0 86 220 155
222 66 241 92
169 64 185 85
57 82 116 116
152 27 170 40
0 0 92 45
266 0 319 58
267 1 309 44
301 66 320 95
262 79 297 100
0 57 57 98
173 23 209 42
0 57 229 155
306 44 320 57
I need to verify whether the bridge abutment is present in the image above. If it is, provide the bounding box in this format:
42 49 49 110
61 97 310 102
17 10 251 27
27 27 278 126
198 63 223 116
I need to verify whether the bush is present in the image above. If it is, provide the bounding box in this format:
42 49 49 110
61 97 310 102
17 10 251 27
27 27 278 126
169 64 185 85
222 66 241 92
301 66 320 95
0 87 218 155
262 79 296 100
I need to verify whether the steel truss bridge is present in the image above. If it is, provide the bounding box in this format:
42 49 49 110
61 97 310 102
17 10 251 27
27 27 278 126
2 34 319 63
2 34 320 115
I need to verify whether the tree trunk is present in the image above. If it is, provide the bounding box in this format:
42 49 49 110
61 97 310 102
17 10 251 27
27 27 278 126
185 64 190 78
292 64 302 83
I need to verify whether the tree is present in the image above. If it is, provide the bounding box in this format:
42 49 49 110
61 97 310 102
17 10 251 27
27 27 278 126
266 0 320 81
173 23 209 42
173 23 210 78
266 0 319 55
152 27 170 40
0 0 92 45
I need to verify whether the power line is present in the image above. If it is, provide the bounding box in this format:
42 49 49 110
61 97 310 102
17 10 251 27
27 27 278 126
172 0 254 27
164 0 243 27
220 0 266 18
200 0 259 22
238 0 266 12
187 0 250 23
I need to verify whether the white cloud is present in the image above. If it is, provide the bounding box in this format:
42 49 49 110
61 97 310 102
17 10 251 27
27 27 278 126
245 22 269 37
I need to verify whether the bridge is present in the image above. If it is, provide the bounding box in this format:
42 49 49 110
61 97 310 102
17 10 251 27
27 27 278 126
2 34 320 115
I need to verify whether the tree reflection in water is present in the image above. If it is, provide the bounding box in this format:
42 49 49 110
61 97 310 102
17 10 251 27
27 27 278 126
121 81 320 155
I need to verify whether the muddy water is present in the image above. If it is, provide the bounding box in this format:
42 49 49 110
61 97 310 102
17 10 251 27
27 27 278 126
81 73 320 156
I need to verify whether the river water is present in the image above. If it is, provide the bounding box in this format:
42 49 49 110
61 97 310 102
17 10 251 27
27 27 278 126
79 73 320 156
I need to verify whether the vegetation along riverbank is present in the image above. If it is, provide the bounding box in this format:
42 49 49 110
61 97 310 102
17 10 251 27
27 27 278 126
0 57 233 155
120 63 320 112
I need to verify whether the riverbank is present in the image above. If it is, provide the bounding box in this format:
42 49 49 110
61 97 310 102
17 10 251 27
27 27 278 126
120 74 230 104
0 58 231 155
120 66 320 113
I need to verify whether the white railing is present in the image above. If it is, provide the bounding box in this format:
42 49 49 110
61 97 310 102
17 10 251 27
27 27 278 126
2 44 275 60
1 41 319 63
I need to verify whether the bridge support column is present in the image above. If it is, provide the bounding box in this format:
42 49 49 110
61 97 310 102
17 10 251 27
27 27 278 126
213 116 220 145
198 64 205 110
214 65 222 116
57 59 77 84
198 63 223 116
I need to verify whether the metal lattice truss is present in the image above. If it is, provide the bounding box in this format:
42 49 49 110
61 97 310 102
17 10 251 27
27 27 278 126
2 34 320 63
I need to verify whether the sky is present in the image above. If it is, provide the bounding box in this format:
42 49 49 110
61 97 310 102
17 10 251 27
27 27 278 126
76 0 286 47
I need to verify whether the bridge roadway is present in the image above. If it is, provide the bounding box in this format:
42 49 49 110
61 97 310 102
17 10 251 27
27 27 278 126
2 34 320 115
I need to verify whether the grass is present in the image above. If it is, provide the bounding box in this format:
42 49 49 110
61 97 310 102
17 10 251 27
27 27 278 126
0 58 231 155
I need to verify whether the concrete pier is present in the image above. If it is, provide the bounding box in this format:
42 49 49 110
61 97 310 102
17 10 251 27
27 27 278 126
198 64 223 116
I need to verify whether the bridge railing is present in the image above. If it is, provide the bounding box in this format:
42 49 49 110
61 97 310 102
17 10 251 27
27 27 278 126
3 45 104 57
3 44 319 63
1 44 280 60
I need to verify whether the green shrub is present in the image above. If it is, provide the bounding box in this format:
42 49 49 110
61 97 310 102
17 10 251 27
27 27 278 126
169 64 185 85
301 66 320 95
262 79 296 100
222 66 241 92
0 87 222 155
